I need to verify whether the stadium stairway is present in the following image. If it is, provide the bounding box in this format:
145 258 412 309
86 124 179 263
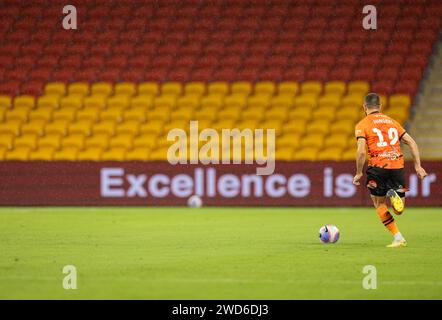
408 33 442 160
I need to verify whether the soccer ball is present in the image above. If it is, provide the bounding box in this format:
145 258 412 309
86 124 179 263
319 224 340 243
187 195 203 208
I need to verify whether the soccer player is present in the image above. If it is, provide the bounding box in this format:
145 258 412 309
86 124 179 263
352 93 427 248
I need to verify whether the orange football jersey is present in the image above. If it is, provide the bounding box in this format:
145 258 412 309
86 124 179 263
354 112 406 169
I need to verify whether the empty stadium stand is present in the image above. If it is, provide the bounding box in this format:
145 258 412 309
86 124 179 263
0 0 440 161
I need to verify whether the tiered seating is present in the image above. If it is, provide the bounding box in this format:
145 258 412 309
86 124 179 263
0 81 411 161
0 0 441 97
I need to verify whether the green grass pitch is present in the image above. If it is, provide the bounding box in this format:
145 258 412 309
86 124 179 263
0 207 441 300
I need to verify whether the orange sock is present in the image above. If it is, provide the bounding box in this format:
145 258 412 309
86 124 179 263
376 204 399 235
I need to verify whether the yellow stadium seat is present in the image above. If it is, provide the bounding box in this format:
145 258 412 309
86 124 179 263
37 95 59 109
6 146 32 160
100 107 123 122
69 120 93 136
212 119 236 132
115 82 136 96
282 120 307 135
237 119 259 130
14 95 35 109
324 133 349 149
21 119 46 136
306 119 330 134
318 94 341 108
171 107 194 120
384 109 408 124
265 107 289 121
248 94 271 109
275 146 294 160
130 94 154 109
91 82 113 96
68 82 89 96
29 147 55 160
324 81 346 96
288 107 312 121
208 81 229 96
341 148 356 160
107 95 130 109
138 82 159 96
45 120 69 136
271 95 294 109
149 147 169 160
62 133 86 149
102 147 127 161
342 94 363 109
277 134 301 149
53 147 79 160
76 107 100 122
162 82 182 96
0 120 21 135
217 107 241 120
0 95 12 108
6 107 29 122
139 120 164 135
116 120 141 135
224 94 247 109
14 134 38 149
389 94 411 109
147 107 170 122
300 133 324 148
85 133 110 149
52 107 77 121
133 133 157 149
301 81 322 95
124 107 148 122
194 108 218 121
231 81 252 96
126 148 151 161
38 134 62 149
335 106 360 121
0 147 7 160
0 107 5 122
260 119 283 133
195 119 212 130
0 133 14 149
176 95 200 110
292 147 319 161
28 107 52 122
77 147 103 161
242 106 265 121
44 82 66 96
185 82 206 96
200 94 223 109
278 81 298 96
164 119 190 133
317 147 343 161
92 120 117 135
60 95 82 109
154 95 176 109
255 81 276 96
294 94 317 109
83 95 106 109
347 81 369 95
330 120 354 134
110 133 134 149
312 107 336 121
